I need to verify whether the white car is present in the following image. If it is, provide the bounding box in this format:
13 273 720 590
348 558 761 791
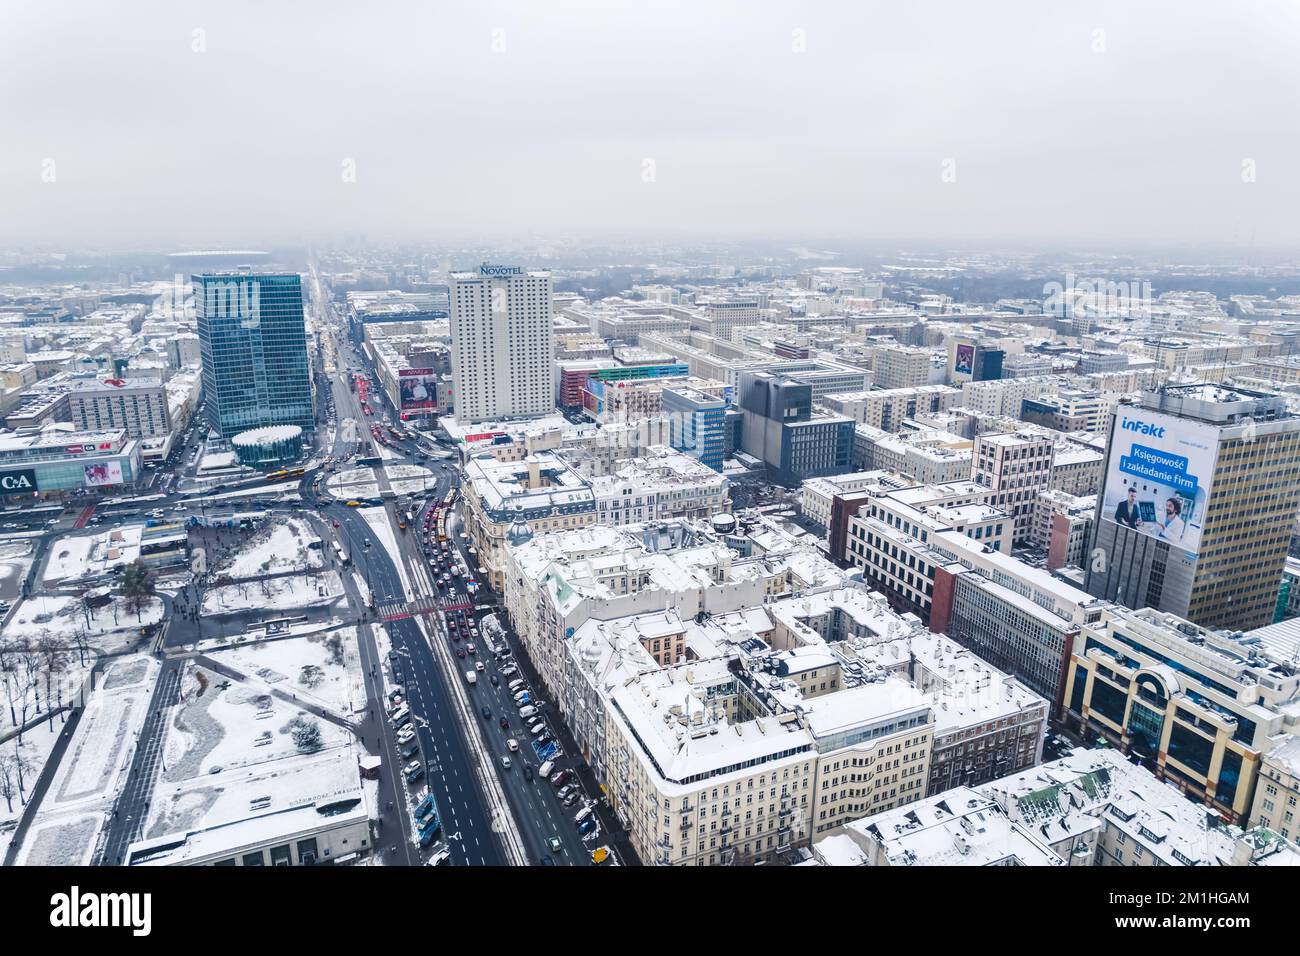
507 738 519 752
426 845 452 866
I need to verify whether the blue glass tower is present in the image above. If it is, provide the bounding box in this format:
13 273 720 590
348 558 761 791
194 271 313 438
661 385 726 472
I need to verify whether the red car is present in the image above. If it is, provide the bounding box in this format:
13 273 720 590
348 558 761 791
456 648 465 658
332 519 340 528
499 717 509 729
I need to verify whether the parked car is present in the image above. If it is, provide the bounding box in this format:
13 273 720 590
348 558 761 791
550 769 574 788
403 761 425 783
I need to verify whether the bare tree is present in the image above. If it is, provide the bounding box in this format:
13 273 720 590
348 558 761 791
35 637 67 717
8 642 42 745
9 740 31 803
0 642 19 729
80 590 96 629
0 750 17 814
70 622 92 668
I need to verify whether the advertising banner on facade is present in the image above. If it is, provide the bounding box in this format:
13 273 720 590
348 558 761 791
0 468 38 495
83 460 124 488
1101 409 1218 557
398 368 436 410
953 343 974 377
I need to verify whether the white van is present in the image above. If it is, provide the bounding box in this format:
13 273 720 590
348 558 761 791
574 804 595 825
518 705 537 720
508 679 526 693
538 760 556 779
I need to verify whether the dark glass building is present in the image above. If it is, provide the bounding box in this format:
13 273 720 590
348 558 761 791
194 271 314 438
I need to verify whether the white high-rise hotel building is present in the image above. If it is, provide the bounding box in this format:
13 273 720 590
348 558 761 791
449 264 553 423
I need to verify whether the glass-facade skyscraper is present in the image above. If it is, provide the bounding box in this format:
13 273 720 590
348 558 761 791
194 271 314 438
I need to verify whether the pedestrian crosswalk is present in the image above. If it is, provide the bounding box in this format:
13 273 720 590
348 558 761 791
377 594 471 621
376 547 474 622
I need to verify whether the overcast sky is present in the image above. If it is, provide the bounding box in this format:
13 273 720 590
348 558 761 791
2 0 1298 250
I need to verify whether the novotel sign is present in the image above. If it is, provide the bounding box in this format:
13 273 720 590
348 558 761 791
479 263 523 278
0 469 37 495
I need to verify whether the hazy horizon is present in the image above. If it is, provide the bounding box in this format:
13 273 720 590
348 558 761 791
3 0 1298 250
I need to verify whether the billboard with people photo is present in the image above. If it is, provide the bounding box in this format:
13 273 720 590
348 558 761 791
398 368 436 410
83 460 124 488
953 343 974 376
1101 409 1218 558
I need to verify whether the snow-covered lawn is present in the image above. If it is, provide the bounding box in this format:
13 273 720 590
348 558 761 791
389 476 435 495
42 535 97 584
326 467 380 498
209 626 364 718
2 594 164 653
157 660 349 788
219 517 324 579
13 654 159 866
201 570 344 615
42 527 152 585
0 716 64 832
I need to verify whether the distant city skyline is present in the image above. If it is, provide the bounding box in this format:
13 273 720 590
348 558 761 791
2 0 1298 247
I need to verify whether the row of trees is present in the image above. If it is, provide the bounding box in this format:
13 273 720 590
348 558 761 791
0 561 158 820
0 740 34 814
0 638 80 741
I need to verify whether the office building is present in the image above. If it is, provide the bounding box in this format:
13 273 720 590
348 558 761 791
449 265 553 423
1062 606 1300 825
661 384 727 471
69 378 172 439
738 369 853 484
872 343 934 389
194 271 313 438
823 385 960 432
973 430 1055 544
946 338 1004 385
1084 383 1300 631
1250 735 1300 844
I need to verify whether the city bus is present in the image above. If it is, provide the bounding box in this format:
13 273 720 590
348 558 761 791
333 541 349 565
